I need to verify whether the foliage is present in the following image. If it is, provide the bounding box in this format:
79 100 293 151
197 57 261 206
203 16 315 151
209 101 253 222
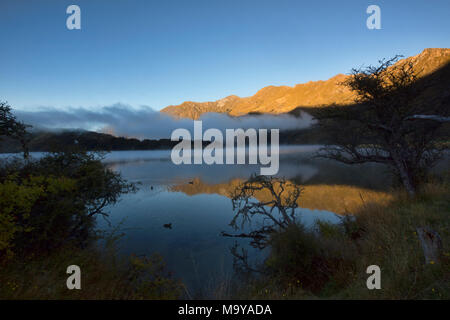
0 243 183 299
0 174 75 259
127 253 183 299
265 223 357 294
0 101 30 158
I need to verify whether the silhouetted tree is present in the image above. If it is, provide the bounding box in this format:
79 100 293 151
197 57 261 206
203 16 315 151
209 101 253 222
0 101 30 158
316 56 450 197
223 175 302 249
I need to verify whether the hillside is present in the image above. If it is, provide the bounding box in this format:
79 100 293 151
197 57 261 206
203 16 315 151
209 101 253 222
161 48 450 119
0 130 178 153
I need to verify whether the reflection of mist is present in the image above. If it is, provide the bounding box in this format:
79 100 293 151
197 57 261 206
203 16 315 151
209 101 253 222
102 146 321 185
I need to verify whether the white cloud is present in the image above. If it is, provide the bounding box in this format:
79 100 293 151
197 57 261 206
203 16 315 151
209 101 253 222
16 103 315 139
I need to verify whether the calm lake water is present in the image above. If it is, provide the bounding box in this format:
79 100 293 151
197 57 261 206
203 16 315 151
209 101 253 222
2 146 446 296
95 145 394 295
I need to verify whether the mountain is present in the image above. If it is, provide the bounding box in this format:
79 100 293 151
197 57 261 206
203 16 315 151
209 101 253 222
161 48 450 119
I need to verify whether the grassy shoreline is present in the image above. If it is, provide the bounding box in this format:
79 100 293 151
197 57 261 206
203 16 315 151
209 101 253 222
230 175 450 299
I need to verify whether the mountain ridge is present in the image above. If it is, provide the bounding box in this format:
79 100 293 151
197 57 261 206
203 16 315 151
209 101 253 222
161 48 450 119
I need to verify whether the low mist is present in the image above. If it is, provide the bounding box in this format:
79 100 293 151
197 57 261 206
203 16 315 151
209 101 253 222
16 104 316 140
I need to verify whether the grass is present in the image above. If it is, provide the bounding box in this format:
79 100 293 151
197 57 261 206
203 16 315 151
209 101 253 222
230 174 450 299
0 240 184 299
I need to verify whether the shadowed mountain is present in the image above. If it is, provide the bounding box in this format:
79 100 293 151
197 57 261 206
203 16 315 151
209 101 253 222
161 48 450 119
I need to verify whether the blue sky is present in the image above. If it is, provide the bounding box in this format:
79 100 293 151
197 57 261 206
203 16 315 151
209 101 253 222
0 0 449 111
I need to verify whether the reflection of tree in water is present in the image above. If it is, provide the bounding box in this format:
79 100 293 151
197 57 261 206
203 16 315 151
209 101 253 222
170 176 393 215
291 157 391 191
222 175 303 274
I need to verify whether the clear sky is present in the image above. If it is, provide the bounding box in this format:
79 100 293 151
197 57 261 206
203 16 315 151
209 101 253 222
0 0 449 111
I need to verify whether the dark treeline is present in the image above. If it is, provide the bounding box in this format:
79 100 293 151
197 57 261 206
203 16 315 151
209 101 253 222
0 130 179 153
0 130 242 153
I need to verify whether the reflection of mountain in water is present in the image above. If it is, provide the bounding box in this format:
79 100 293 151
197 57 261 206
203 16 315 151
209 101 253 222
169 177 392 215
100 148 448 214
101 147 393 188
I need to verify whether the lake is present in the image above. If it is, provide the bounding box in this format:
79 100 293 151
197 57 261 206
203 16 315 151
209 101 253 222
95 145 395 296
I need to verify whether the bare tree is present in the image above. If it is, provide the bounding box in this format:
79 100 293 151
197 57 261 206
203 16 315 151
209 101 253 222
222 175 302 249
315 57 450 197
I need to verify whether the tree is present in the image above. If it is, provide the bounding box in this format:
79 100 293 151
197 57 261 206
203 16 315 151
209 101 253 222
223 175 302 249
315 57 450 197
0 101 30 158
0 148 137 258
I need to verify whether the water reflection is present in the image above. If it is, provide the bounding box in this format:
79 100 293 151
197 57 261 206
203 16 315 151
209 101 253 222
102 145 391 188
96 146 396 294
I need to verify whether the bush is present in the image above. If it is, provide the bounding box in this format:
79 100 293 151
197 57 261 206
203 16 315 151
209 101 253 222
265 223 357 294
0 149 135 260
0 174 76 259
